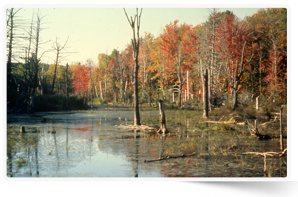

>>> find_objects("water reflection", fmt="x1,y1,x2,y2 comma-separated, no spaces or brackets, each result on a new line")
133,130,140,177
7,108,287,178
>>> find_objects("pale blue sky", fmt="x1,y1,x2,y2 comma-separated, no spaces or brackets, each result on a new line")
12,7,262,65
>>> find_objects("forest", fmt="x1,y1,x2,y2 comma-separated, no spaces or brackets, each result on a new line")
6,8,288,178
7,8,287,115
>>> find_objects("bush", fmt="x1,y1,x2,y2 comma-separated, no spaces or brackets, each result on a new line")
99,98,108,105
236,102,257,119
34,94,87,111
211,102,233,116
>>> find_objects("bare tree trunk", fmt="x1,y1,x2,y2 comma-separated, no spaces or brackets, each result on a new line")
157,100,168,133
133,60,141,125
249,62,254,101
208,67,213,111
7,9,14,88
256,96,259,111
280,107,283,151
89,65,93,111
172,91,175,103
187,70,189,101
52,37,69,93
124,80,127,103
94,85,99,98
99,81,103,100
105,49,108,95
65,63,69,110
203,69,208,118
40,64,44,95
259,42,262,100
124,8,142,126
233,61,239,109
162,61,165,100
121,67,125,104
149,74,152,107
233,42,247,110
199,59,205,107
32,13,42,96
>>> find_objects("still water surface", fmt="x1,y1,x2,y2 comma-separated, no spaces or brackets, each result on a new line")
7,106,287,177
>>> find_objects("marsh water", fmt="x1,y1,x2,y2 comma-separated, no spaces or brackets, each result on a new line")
7,106,287,178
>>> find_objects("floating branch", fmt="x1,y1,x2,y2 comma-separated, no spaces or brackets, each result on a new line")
144,152,196,162
206,117,246,125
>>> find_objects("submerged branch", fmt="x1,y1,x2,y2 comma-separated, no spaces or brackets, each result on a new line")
144,152,196,162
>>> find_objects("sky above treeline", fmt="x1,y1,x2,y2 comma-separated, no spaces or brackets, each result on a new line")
11,7,263,66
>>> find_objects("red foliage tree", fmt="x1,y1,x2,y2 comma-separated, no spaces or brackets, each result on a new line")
72,64,90,95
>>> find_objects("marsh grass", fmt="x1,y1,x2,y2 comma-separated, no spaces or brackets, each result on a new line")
16,157,26,167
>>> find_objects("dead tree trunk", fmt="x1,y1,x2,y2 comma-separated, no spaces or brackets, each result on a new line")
39,64,45,95
280,106,283,151
202,69,208,118
157,100,168,133
94,85,99,98
105,49,108,95
124,8,143,126
256,96,259,111
89,65,93,111
65,63,69,110
20,126,25,133
233,61,239,109
233,42,247,110
52,37,69,94
99,81,103,100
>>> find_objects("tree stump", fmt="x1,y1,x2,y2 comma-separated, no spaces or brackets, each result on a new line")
157,100,168,133
20,126,25,133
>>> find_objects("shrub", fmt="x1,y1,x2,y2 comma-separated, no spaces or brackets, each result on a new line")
99,98,108,105
34,94,87,111
235,102,257,119
211,102,233,116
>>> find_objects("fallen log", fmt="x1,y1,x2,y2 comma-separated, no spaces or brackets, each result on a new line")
260,116,278,126
205,118,246,125
144,152,196,163
242,148,287,157
242,148,287,172
116,124,155,131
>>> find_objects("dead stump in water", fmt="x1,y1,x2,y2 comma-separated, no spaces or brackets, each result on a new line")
157,100,169,133
20,126,25,133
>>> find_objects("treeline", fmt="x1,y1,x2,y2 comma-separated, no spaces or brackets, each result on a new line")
7,8,287,112
95,8,287,108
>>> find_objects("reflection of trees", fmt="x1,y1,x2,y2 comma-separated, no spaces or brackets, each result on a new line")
7,152,13,177
159,133,167,159
7,132,40,177
133,130,140,177
34,135,39,176
9,121,99,177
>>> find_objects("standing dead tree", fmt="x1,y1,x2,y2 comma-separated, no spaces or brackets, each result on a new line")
157,100,169,133
232,42,246,110
202,69,208,118
51,36,69,93
6,8,22,89
65,63,69,110
123,8,143,126
87,59,94,111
